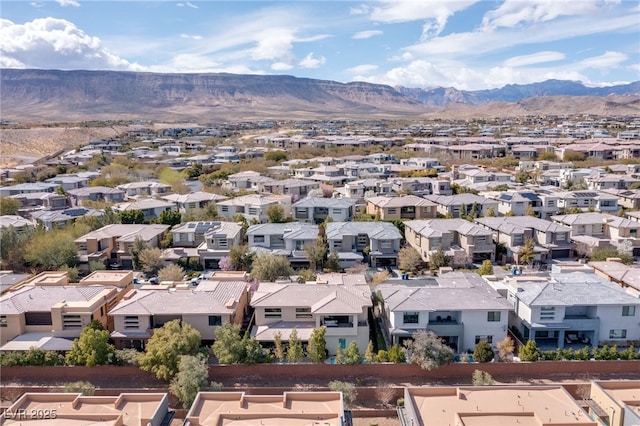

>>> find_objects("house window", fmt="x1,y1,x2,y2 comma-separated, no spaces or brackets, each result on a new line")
296,308,312,319
24,312,52,326
0,316,6,327
254,235,265,243
265,308,281,319
124,315,139,329
220,206,229,213
475,335,493,344
622,306,636,316
100,306,104,316
609,329,627,339
248,208,258,215
62,314,83,329
387,208,397,214
513,234,523,244
475,236,487,245
540,306,555,320
380,240,392,249
357,234,368,245
332,209,343,215
295,240,305,251
403,312,419,324
218,239,228,248
556,233,566,242
208,315,222,326
339,338,346,349
487,311,501,322
430,238,441,249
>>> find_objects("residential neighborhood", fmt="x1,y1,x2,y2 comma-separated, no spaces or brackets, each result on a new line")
2,116,640,425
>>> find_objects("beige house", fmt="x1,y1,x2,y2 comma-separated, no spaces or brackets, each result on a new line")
365,195,437,220
589,380,640,426
0,271,132,349
74,224,170,271
108,280,249,349
250,274,371,356
186,392,345,426
4,392,171,426
404,219,495,264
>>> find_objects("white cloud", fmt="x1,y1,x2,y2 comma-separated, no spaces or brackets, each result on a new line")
579,51,628,69
177,1,198,8
368,0,478,38
56,0,79,7
481,0,617,31
0,18,141,71
352,30,383,40
271,62,294,71
503,51,565,67
180,34,203,40
299,52,325,69
30,2,44,8
346,64,379,74
350,5,370,15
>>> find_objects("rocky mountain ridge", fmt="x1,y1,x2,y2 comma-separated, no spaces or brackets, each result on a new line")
1,69,638,121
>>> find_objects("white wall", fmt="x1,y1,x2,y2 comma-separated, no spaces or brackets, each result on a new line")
459,310,509,352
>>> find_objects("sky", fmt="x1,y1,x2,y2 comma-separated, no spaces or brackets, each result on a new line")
1,0,639,91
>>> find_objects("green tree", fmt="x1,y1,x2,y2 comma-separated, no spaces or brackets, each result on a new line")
0,197,20,216
130,237,148,270
364,341,375,363
518,340,540,362
472,370,494,386
266,204,288,223
265,150,288,162
184,162,204,179
212,323,247,364
119,209,145,224
563,151,586,162
344,341,362,364
398,246,423,275
158,210,181,226
273,331,286,362
305,237,328,271
477,259,493,275
328,381,357,409
325,250,341,272
158,263,185,282
473,340,495,363
0,226,28,271
590,246,634,264
428,247,452,271
518,238,536,266
240,332,264,364
250,252,293,281
66,324,114,367
138,319,202,380
138,248,164,276
286,328,304,364
297,268,317,283
24,230,77,269
229,244,253,271
388,344,406,363
307,327,327,363
404,330,454,371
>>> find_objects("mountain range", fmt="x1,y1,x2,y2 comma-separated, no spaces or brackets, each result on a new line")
1,69,639,122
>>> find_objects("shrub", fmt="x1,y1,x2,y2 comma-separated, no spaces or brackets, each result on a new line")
113,348,140,366
396,398,405,407
518,340,539,362
375,350,389,363
574,346,591,361
328,380,357,409
472,370,494,386
473,340,495,363
64,381,95,396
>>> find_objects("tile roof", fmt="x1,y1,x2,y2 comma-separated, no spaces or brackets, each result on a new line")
0,285,114,314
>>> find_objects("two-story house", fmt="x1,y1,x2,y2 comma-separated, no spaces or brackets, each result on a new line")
365,195,437,220
67,186,126,207
292,197,357,224
44,175,89,192
482,190,560,219
552,190,619,213
109,280,248,349
0,215,34,235
377,272,512,352
216,194,291,223
326,221,403,267
74,224,170,271
404,219,495,265
259,179,320,198
113,198,177,221
116,181,172,199
551,212,640,257
0,270,133,349
161,192,228,215
508,270,640,348
9,192,68,214
424,194,498,218
196,222,244,270
250,274,371,356
247,222,319,268
475,216,572,263
30,207,103,231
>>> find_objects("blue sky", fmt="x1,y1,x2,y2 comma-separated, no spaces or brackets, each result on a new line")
1,0,639,90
